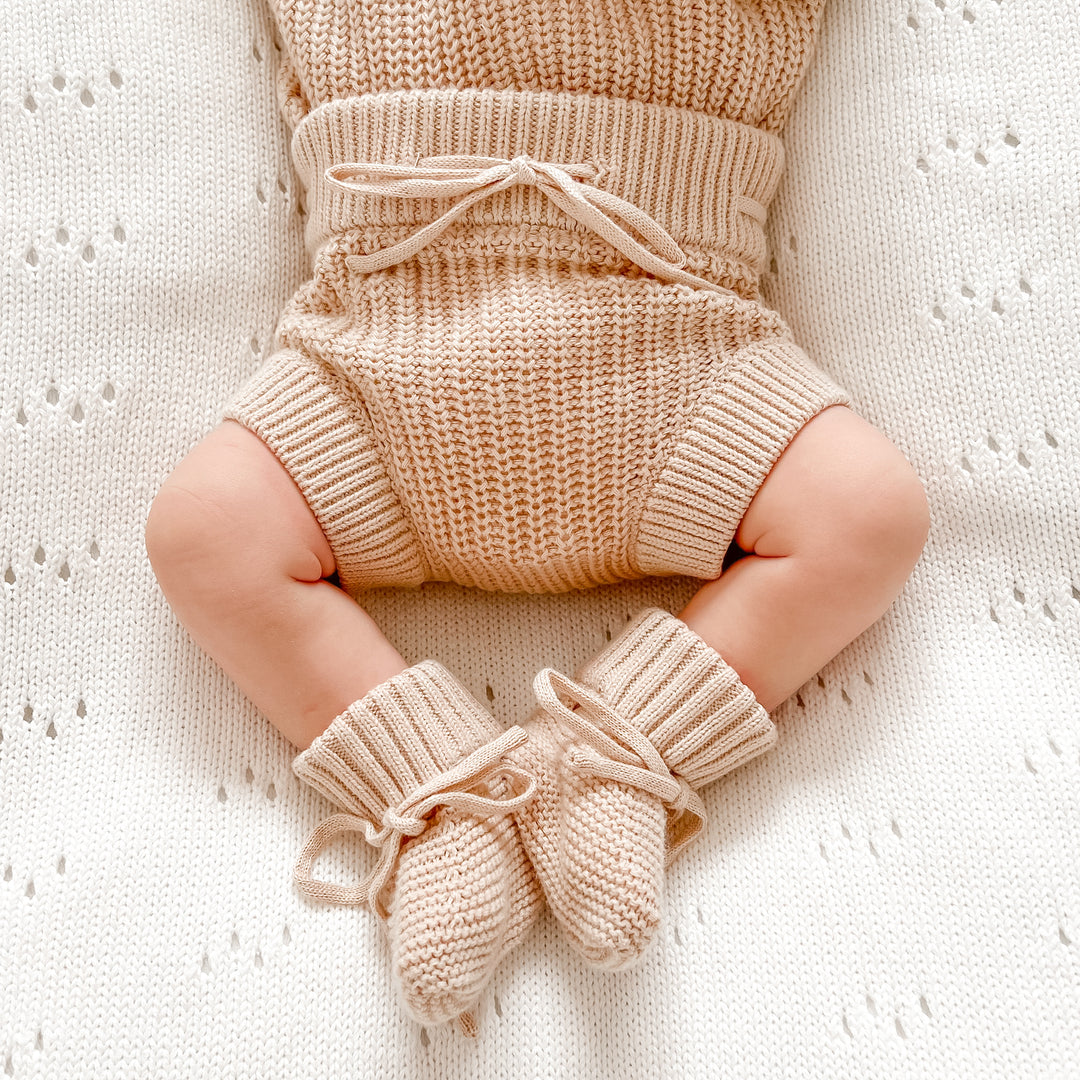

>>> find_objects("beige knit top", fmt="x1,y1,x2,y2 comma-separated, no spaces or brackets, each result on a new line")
273,1,825,135
268,0,828,305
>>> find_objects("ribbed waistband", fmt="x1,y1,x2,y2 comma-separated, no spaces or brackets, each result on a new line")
291,88,784,289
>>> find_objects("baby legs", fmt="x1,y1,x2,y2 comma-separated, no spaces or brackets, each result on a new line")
144,420,543,1029
144,419,410,751
511,404,930,967
678,404,931,714
145,401,929,1014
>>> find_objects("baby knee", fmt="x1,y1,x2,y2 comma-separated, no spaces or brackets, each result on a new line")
144,478,247,589
840,450,930,567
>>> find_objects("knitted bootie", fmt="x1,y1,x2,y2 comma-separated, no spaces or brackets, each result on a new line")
291,660,543,1031
511,607,776,970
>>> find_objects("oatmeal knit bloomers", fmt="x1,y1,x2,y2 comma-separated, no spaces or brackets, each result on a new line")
223,0,852,596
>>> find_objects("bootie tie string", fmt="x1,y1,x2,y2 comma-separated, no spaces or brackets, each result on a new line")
532,667,706,862
294,725,537,919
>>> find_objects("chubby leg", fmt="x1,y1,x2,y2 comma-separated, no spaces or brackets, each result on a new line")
510,404,929,970
678,404,930,712
144,418,408,749
145,419,544,1028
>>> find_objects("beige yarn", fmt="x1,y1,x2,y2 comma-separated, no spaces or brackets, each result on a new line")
291,660,543,1027
222,0,851,597
511,607,776,969
269,1,828,135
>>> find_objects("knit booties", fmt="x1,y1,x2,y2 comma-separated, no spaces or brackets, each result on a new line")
291,660,543,1031
511,607,777,970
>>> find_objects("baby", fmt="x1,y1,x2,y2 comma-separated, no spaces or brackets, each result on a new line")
145,0,929,1034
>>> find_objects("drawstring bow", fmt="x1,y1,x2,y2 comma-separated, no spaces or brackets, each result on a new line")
326,152,745,296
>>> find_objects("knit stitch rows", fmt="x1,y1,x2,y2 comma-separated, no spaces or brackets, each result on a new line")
223,2,850,596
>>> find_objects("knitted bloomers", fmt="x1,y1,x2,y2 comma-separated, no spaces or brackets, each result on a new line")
511,607,776,969
221,1,850,592
291,660,542,1029
219,1,852,597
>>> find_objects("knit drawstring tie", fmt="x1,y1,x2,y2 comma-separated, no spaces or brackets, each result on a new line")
326,153,748,297
532,667,706,864
294,725,537,921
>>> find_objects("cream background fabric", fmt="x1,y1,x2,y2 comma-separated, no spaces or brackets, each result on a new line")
2,1,1078,1076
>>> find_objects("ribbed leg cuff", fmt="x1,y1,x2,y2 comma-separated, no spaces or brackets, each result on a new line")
222,349,428,594
634,338,851,580
576,607,777,790
292,660,503,824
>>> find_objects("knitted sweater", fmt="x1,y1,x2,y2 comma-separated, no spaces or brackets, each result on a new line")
272,2,824,136
270,0,826,299
223,0,850,595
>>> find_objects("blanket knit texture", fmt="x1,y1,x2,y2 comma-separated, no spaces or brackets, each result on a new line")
5,0,1080,1074
222,0,851,596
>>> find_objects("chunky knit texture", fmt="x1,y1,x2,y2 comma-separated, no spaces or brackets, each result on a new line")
512,608,775,968
10,0,1080,1071
291,661,543,1027
222,0,851,596
270,0,826,133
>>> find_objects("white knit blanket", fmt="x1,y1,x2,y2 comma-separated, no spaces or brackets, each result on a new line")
3,2,1078,1076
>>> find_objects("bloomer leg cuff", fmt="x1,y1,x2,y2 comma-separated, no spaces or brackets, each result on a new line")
511,607,775,970
221,348,429,593
634,337,851,579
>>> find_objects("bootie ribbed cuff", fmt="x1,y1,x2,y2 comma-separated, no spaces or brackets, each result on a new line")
292,659,504,825
577,607,776,790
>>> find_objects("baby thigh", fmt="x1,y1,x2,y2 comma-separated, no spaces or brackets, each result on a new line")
733,404,929,570
146,419,336,590
679,404,930,712
144,420,408,748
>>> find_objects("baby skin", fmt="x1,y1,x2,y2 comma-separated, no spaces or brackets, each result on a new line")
145,401,928,1019
147,405,927,744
